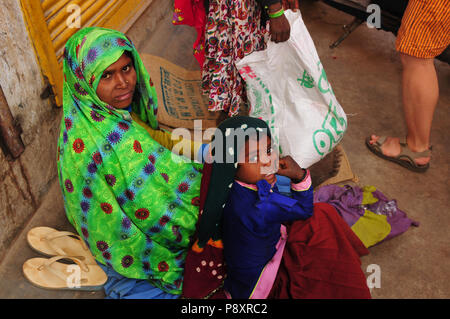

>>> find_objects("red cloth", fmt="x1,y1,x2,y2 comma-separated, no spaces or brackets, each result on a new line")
269,202,371,299
173,0,207,67
182,162,227,299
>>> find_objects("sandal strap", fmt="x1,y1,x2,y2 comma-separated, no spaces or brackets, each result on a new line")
400,145,432,159
42,256,89,272
37,256,89,286
376,136,432,157
43,230,90,256
375,136,387,146
399,137,432,156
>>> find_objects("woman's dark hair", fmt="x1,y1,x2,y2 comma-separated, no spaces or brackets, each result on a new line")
124,50,134,65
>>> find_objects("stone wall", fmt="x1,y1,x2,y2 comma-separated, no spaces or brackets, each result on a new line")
0,0,60,262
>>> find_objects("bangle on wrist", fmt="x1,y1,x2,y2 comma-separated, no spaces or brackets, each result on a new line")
268,8,285,19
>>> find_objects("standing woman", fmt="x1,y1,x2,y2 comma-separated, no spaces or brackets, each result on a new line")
173,0,299,116
57,27,202,296
203,0,298,116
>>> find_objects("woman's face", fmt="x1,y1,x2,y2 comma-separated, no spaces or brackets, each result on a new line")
235,135,279,185
96,52,137,109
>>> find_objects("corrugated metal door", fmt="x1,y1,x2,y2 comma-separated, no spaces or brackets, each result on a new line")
20,0,153,106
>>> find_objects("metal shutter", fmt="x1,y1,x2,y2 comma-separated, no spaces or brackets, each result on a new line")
21,0,153,106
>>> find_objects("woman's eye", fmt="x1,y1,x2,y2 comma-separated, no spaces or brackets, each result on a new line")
267,147,273,155
123,64,131,72
101,73,111,79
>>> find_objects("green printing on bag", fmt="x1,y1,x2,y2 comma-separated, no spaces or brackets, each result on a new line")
245,62,346,159
312,62,347,156
297,70,315,89
248,76,280,153
313,99,347,156
317,62,335,96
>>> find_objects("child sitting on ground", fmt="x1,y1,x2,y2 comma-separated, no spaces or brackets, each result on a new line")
182,116,371,299
218,117,314,298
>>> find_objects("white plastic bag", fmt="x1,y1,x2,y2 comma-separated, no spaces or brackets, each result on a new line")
237,10,347,168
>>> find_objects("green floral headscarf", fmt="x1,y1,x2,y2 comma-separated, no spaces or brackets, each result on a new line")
57,27,202,294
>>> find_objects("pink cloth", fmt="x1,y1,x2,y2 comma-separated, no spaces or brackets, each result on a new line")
291,170,312,192
250,225,287,299
235,179,276,191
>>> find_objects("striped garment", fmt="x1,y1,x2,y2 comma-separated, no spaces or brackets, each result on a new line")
396,0,450,58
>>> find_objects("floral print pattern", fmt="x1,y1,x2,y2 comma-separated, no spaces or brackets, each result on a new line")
202,0,269,116
57,27,203,295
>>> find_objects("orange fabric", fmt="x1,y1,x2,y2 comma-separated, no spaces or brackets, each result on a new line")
191,238,224,253
191,240,204,253
207,238,224,249
396,0,450,58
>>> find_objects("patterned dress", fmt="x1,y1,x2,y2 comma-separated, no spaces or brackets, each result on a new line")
57,27,202,295
202,0,270,116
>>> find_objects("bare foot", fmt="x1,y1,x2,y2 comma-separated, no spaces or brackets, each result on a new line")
369,135,431,166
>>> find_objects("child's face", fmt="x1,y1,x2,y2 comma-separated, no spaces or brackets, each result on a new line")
235,135,279,185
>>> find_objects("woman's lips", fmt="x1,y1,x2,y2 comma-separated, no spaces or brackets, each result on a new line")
115,91,133,101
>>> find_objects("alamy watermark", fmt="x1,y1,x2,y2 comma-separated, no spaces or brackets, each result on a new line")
65,4,382,30
66,264,82,288
64,259,381,292
366,4,381,29
366,264,381,289
67,4,81,29
170,121,279,175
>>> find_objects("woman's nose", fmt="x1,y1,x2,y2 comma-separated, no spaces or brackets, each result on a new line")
116,74,128,88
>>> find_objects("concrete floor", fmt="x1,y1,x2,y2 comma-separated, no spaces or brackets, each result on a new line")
0,0,448,299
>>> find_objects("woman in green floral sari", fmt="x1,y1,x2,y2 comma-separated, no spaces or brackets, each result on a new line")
57,27,202,295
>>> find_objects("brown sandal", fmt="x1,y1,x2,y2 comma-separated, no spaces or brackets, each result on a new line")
27,227,97,265
23,256,107,291
365,136,431,173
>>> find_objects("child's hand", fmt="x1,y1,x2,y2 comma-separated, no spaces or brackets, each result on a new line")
277,156,306,181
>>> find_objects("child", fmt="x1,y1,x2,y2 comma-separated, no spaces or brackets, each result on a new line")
222,125,314,299
182,116,371,299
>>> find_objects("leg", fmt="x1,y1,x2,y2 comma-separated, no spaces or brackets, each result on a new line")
400,53,438,163
367,0,449,169
370,53,437,166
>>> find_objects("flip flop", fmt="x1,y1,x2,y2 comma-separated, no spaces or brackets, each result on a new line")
23,256,107,291
27,227,97,265
365,136,431,173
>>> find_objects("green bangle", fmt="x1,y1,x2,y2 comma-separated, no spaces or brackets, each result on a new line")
268,8,285,19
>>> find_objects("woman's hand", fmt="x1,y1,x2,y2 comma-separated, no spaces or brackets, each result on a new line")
270,14,290,43
282,0,300,11
277,156,305,181
268,2,291,43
